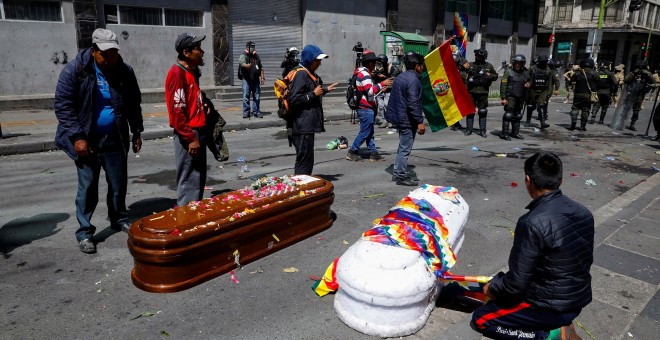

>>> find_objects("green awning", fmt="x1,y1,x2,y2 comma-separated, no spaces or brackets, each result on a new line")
380,31,429,43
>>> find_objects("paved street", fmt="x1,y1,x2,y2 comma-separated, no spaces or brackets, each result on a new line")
1,96,659,339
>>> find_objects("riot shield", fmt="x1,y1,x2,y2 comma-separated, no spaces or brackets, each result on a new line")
610,81,644,130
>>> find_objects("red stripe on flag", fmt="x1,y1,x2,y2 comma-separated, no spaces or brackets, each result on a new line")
438,41,475,116
474,301,531,329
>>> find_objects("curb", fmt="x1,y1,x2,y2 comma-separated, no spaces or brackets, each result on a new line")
0,113,355,156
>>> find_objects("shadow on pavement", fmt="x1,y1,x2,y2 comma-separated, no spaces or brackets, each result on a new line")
0,213,68,258
127,197,177,221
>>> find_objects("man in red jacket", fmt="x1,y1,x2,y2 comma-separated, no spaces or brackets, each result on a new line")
166,33,207,206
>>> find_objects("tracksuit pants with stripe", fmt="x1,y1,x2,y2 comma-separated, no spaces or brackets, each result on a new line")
470,301,580,339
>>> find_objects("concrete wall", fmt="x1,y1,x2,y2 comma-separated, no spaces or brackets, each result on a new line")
0,2,78,96
302,0,386,83
103,0,214,90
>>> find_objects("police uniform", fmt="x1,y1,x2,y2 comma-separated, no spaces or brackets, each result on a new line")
612,64,625,108
525,57,557,129
569,59,598,131
563,66,578,103
590,63,617,124
623,63,655,130
500,56,530,140
465,49,498,137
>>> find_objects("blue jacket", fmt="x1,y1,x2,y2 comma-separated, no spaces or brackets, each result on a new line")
54,48,143,160
385,70,423,129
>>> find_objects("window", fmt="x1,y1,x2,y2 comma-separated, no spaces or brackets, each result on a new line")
2,0,62,22
488,0,514,21
446,0,480,16
165,9,202,27
519,0,535,24
557,0,574,23
104,5,203,27
119,5,162,26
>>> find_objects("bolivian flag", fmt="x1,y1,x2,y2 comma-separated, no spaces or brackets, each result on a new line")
421,40,476,132
312,257,340,297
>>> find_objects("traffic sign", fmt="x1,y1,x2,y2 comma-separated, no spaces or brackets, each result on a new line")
557,42,572,54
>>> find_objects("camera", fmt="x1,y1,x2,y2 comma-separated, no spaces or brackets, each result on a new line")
353,42,364,68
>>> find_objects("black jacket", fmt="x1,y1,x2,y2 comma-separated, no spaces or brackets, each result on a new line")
54,48,143,160
288,67,325,134
571,68,598,94
489,190,594,313
385,70,423,129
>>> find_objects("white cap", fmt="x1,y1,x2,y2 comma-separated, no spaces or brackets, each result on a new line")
289,47,298,52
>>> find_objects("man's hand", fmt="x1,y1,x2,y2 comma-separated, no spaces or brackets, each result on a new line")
483,282,495,299
74,139,90,158
381,79,394,87
524,82,532,88
313,85,324,96
132,135,142,153
188,140,201,157
260,77,265,85
327,82,339,92
501,99,508,106
417,123,426,135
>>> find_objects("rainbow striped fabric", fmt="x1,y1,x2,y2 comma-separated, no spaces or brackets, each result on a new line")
421,40,476,132
453,12,468,57
362,188,458,276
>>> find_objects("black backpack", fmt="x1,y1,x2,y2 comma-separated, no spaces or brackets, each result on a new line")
346,73,363,110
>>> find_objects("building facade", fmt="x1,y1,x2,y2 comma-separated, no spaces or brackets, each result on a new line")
537,0,660,70
0,0,539,98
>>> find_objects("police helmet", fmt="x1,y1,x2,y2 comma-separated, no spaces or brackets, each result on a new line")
512,54,526,65
536,55,548,63
377,54,388,65
547,59,555,68
474,48,488,59
579,58,595,69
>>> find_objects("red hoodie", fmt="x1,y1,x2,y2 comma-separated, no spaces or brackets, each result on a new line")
165,64,205,143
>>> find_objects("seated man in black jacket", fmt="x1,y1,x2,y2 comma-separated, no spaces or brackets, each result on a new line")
471,151,594,339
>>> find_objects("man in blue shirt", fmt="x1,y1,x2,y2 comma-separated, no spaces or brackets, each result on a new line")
55,28,143,254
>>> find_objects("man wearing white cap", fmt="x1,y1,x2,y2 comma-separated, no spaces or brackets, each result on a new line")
55,28,143,254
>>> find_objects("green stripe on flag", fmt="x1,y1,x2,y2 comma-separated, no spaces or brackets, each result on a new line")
421,70,449,132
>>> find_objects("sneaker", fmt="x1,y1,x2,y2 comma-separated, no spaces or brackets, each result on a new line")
511,134,524,139
111,222,131,233
79,239,96,254
242,114,250,119
396,178,419,186
254,113,263,119
369,152,384,162
345,151,360,161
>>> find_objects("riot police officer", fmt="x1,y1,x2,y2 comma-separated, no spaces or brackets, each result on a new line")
525,55,558,129
590,61,617,125
465,48,498,137
280,47,300,78
569,58,598,131
623,60,656,131
500,54,531,140
547,59,561,120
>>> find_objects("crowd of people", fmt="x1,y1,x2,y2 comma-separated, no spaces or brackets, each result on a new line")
50,28,607,340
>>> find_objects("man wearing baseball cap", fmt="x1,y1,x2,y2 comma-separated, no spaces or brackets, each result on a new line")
166,32,209,206
54,28,143,253
346,50,393,162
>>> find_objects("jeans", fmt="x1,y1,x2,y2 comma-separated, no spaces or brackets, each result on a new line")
293,133,315,175
174,129,207,206
349,108,377,154
74,134,128,241
242,79,261,116
393,128,416,180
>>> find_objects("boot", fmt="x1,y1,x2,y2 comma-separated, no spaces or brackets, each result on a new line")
511,121,524,139
477,116,488,138
463,115,474,135
580,121,587,131
599,110,607,124
538,107,550,129
501,121,511,140
524,109,532,127
569,122,576,131
627,122,637,131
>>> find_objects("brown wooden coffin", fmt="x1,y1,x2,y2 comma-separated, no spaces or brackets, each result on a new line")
128,175,334,293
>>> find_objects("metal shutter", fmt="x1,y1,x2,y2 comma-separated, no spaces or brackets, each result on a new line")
229,0,302,85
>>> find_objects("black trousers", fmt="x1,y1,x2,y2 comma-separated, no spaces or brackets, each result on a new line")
471,300,579,339
293,133,315,175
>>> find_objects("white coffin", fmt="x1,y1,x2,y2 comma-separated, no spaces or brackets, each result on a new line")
334,187,468,338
